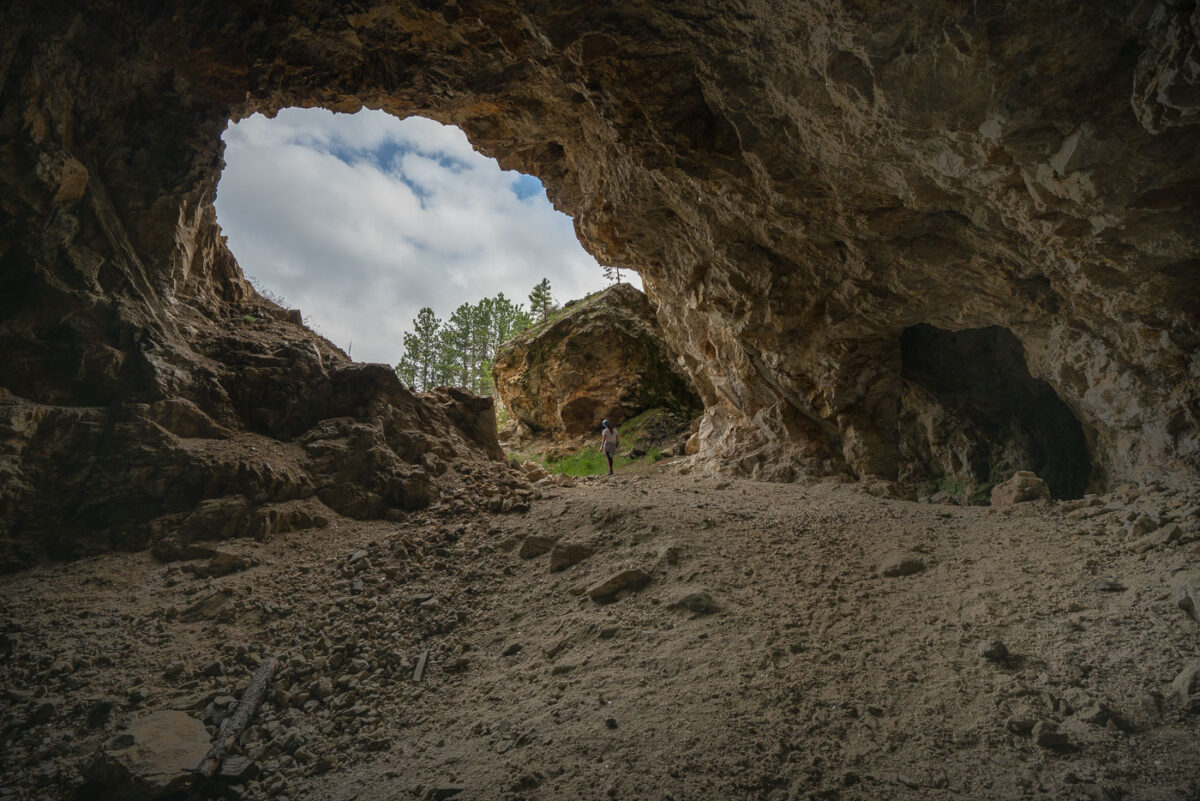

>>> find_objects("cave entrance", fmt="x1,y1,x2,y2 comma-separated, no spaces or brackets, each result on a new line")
898,324,1091,501
213,107,615,368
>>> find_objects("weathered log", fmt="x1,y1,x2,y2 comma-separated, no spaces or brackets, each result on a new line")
195,656,279,781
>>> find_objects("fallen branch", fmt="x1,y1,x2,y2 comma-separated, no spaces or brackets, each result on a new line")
195,656,279,781
413,649,429,682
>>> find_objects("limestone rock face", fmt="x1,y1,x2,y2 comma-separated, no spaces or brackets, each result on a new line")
2,0,1199,558
493,284,701,438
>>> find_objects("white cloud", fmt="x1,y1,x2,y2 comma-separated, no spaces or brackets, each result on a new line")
214,107,638,365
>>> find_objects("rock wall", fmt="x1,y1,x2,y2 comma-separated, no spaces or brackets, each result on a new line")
2,0,1198,559
493,283,701,440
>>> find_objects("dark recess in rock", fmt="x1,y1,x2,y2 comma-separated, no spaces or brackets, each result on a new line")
899,324,1092,500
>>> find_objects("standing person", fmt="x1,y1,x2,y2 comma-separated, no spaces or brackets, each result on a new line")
600,419,619,475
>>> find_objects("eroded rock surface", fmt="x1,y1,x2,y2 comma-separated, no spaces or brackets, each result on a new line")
493,283,701,439
2,0,1198,564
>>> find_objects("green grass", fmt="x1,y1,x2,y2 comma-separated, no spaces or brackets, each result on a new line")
504,405,688,477
546,447,634,477
937,476,965,498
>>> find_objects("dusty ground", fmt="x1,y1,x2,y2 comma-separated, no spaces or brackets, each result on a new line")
2,466,1199,801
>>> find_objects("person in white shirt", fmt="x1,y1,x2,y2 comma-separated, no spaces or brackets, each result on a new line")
600,419,619,475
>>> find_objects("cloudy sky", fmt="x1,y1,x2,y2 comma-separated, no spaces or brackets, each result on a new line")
214,108,638,365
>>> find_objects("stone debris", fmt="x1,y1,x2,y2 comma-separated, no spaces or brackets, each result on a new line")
1129,523,1182,553
1,476,1198,800
586,569,651,602
991,471,1051,509
1169,660,1200,713
180,589,235,622
548,542,594,572
1173,571,1200,623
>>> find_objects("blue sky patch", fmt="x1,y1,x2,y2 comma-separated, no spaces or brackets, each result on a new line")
512,173,545,201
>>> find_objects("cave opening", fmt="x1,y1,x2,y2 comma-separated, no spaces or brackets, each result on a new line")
898,324,1092,501
213,107,623,367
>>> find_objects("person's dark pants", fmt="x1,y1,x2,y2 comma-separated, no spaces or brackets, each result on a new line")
605,451,614,474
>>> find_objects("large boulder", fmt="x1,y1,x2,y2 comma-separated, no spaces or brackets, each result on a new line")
493,284,701,438
82,711,210,800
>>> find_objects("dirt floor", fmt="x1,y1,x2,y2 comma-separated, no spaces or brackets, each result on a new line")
2,465,1199,801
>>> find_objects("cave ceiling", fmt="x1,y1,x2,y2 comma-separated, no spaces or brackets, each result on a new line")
1,0,1198,560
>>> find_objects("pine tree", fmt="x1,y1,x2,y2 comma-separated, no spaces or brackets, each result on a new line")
490,293,531,351
396,292,536,396
602,265,623,284
395,307,443,391
529,278,553,323
439,304,474,389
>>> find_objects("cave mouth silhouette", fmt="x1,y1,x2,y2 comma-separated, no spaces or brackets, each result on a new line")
212,108,615,367
899,324,1092,500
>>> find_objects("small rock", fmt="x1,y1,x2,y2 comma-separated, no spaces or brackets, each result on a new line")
1076,701,1113,727
548,542,594,572
351,578,364,594
86,697,118,730
1172,571,1200,623
991,471,1051,509
430,787,464,800
518,535,557,559
217,755,260,782
1087,578,1126,592
179,589,233,622
27,699,60,726
673,590,717,615
201,659,223,677
979,640,1009,664
207,551,257,577
1127,513,1159,537
586,569,651,602
879,552,925,578
657,545,683,566
1032,720,1070,749
604,717,618,729
163,661,186,680
1169,659,1200,712
1119,692,1162,731
1005,717,1035,735
1129,523,1182,553
502,643,523,657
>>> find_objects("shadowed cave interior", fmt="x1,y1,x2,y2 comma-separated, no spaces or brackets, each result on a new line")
898,324,1093,501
